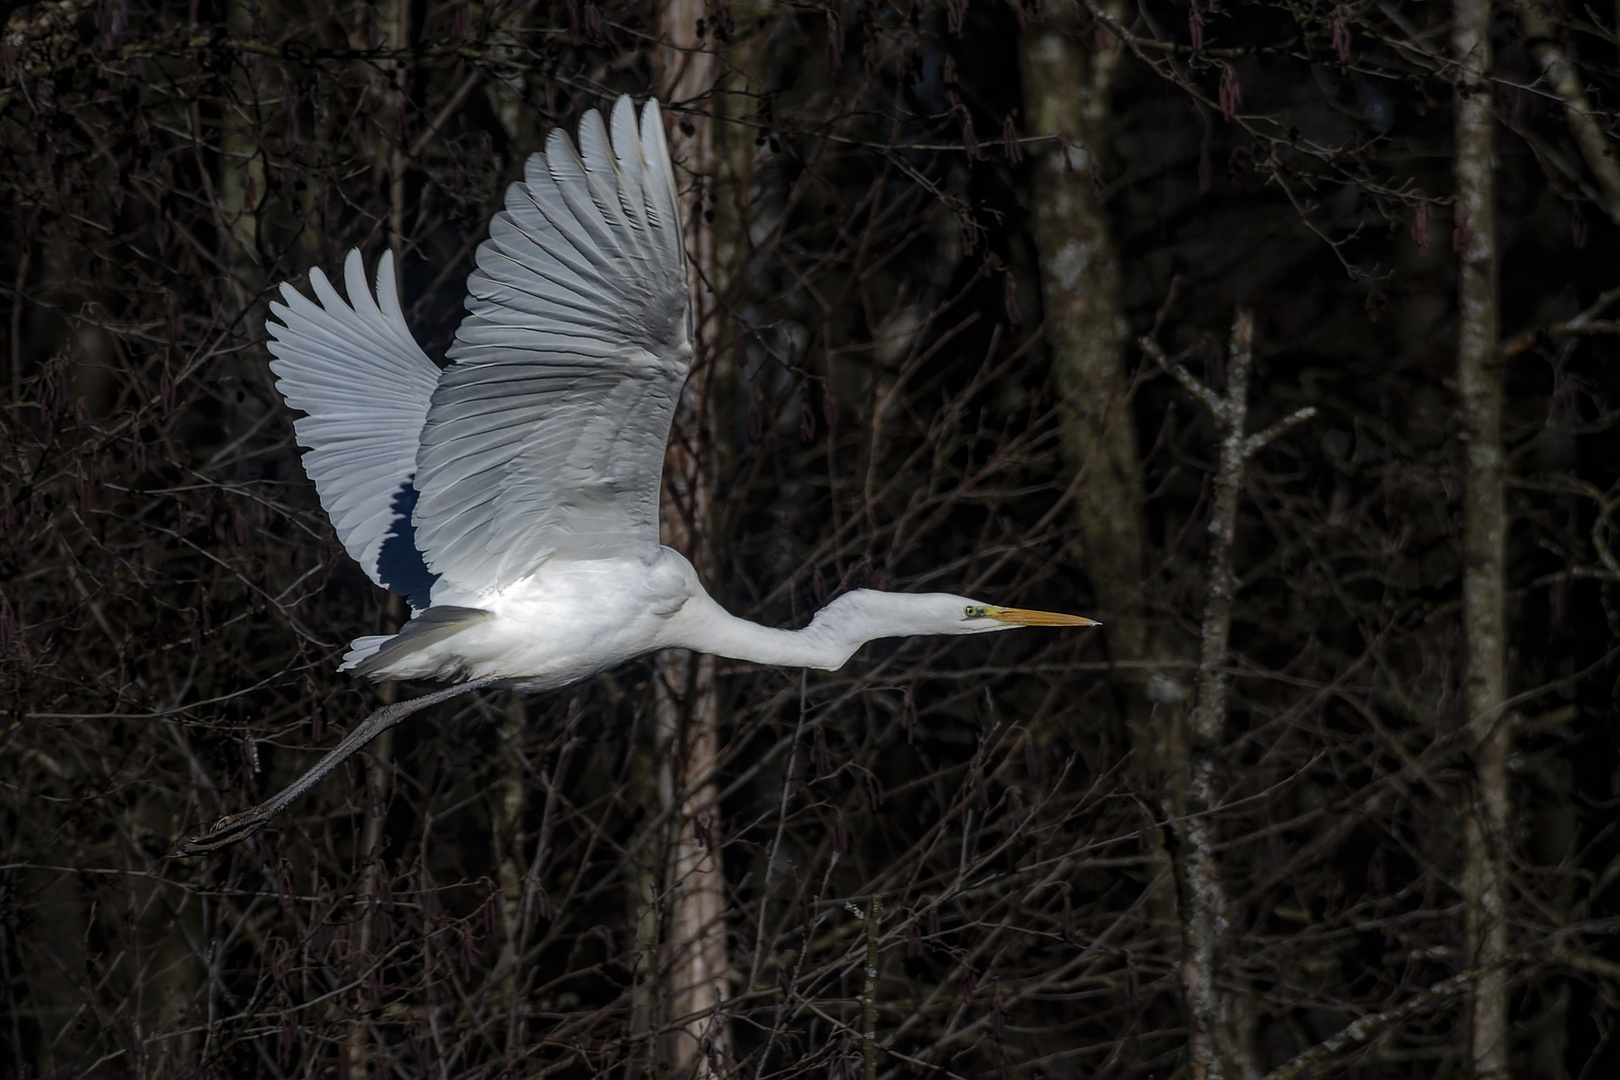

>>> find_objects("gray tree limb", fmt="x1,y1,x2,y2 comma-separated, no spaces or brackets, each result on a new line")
1453,2,1512,1077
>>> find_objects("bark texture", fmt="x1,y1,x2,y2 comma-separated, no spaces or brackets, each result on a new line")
1139,316,1314,1080
1514,0,1620,223
1021,9,1259,1077
1018,0,1180,877
656,9,730,1074
1453,1,1511,1076
1018,2,1144,669
1172,312,1261,1080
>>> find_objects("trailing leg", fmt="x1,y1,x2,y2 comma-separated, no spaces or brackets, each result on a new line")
168,676,503,857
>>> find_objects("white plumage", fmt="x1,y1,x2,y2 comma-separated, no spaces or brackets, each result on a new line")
171,95,1094,856
265,93,1093,689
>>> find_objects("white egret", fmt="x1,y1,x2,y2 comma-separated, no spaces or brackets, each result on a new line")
170,96,1096,857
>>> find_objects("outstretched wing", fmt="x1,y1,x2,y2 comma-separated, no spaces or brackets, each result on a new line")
266,251,441,609
410,95,692,599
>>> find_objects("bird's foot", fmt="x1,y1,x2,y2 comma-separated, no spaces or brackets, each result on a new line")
167,806,272,858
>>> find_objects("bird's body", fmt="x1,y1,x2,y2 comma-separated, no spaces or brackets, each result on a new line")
344,548,688,689
344,544,1069,690
169,94,1095,857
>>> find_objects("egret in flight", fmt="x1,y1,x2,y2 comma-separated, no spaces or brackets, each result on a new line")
170,96,1096,857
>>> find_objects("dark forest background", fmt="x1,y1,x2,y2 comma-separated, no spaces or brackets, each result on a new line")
2,0,1619,1078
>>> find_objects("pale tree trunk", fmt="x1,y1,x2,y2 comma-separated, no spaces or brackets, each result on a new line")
1018,0,1175,796
1020,0,1168,828
1020,9,1259,1078
1454,1,1511,1077
1019,2,1142,668
1513,0,1620,224
1138,319,1312,1080
655,9,732,1076
1163,316,1257,1080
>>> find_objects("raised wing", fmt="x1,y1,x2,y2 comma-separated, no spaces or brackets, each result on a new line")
411,95,692,599
266,251,441,609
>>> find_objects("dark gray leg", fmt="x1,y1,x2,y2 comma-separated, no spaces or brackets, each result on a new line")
168,677,503,858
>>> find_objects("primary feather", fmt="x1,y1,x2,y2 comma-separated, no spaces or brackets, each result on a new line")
265,250,441,608
415,96,692,598
268,96,689,659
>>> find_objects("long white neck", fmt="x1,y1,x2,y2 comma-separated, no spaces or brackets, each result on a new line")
665,589,958,671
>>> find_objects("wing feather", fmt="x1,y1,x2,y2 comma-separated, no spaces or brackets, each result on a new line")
266,250,441,608
411,96,691,599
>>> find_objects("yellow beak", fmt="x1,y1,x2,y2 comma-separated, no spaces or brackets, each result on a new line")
987,607,1100,627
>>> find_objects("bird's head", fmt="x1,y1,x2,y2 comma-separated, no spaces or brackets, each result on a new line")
951,598,1099,635
820,590,1098,639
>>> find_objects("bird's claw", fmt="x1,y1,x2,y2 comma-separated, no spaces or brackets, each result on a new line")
166,808,269,859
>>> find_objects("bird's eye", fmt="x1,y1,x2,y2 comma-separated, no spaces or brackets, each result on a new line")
964,605,989,619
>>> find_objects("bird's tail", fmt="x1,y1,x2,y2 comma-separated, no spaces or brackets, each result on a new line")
338,605,494,681
339,636,391,672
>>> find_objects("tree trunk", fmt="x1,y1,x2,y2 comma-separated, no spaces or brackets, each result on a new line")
1138,318,1313,1080
1513,0,1620,224
1453,1,1511,1077
655,10,731,1075
1020,8,1256,1077
1166,314,1263,1080
1018,2,1144,671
